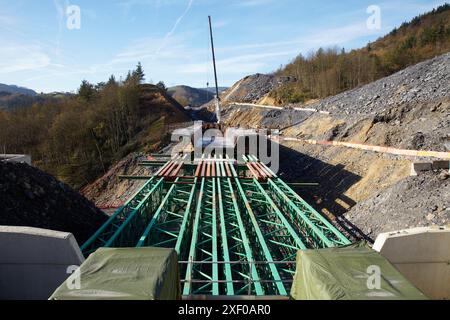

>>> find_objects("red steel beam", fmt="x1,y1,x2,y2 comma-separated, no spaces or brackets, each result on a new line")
206,162,211,177
224,162,232,178
158,161,175,177
195,161,203,177
201,160,207,177
170,162,184,177
246,163,260,180
162,161,177,177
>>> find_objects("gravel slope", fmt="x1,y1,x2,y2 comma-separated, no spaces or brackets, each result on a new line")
0,162,107,244
344,171,449,239
220,52,450,241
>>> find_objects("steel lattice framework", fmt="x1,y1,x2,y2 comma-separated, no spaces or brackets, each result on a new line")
81,153,351,297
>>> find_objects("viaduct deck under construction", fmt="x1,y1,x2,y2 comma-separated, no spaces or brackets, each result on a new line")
80,153,351,297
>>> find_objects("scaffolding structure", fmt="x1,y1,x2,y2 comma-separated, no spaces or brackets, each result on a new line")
81,154,351,297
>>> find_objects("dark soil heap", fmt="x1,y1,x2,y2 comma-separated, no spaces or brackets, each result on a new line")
0,161,108,245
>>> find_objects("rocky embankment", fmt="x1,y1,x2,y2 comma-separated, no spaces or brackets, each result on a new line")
221,52,450,240
294,53,450,117
201,73,293,111
344,171,449,238
223,53,450,152
0,161,107,244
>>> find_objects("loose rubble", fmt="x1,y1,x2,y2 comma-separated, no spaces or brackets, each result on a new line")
219,52,450,241
344,171,449,239
298,53,450,116
0,161,107,244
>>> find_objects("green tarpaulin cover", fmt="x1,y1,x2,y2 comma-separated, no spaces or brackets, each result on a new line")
291,243,428,300
50,247,181,300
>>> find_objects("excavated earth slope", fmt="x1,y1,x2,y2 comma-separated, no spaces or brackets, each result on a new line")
81,153,153,210
222,53,450,241
344,171,449,238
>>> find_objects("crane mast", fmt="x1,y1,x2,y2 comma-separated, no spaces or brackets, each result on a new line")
208,16,221,124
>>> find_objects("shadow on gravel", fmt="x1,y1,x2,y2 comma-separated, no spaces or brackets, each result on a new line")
275,143,374,243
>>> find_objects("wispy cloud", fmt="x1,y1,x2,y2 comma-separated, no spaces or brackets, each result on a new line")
116,0,180,14
0,45,50,73
112,35,190,64
213,19,229,29
2,0,438,92
234,0,274,7
156,0,194,54
0,14,16,26
217,22,386,56
182,51,298,75
117,0,153,14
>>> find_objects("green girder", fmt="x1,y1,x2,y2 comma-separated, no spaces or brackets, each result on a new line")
228,163,288,296
81,153,351,297
183,178,219,296
136,177,198,261
216,172,264,296
80,160,171,255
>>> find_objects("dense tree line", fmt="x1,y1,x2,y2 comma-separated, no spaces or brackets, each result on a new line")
0,63,168,188
271,4,450,104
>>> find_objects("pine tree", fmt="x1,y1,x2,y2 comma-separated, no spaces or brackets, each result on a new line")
156,81,167,92
107,75,117,86
78,80,95,102
133,62,145,84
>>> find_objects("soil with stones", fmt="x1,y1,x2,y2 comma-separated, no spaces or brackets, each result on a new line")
0,161,107,245
344,170,449,240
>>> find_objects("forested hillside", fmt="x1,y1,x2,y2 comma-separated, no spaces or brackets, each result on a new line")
0,64,190,189
271,3,450,104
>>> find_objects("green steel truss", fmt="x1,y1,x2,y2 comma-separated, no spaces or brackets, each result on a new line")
216,174,264,296
237,179,305,280
183,178,219,296
81,153,351,297
136,177,197,260
80,173,167,255
248,156,351,248
229,163,288,296
267,178,351,247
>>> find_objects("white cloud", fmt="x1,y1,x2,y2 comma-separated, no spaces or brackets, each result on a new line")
182,51,298,75
156,0,194,54
213,19,229,29
215,21,386,58
0,14,16,26
234,0,274,7
0,45,50,73
116,0,181,14
303,22,386,46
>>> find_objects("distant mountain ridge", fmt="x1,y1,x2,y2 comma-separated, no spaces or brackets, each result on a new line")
0,91,73,111
168,85,211,107
0,83,37,96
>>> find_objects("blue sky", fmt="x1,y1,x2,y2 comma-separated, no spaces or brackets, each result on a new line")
0,0,447,93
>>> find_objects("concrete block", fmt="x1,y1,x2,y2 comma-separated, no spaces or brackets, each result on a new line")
432,161,450,170
0,154,32,165
374,226,450,300
0,226,84,300
410,162,432,176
